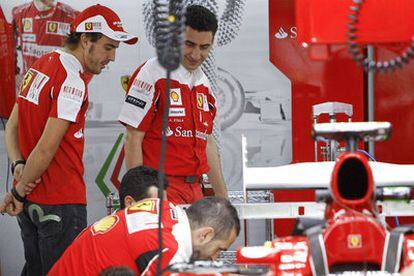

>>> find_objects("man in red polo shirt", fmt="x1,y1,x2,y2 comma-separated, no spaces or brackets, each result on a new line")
12,0,78,75
1,4,137,275
49,196,240,275
118,5,227,205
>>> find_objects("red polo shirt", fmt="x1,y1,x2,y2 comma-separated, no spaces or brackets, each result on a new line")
118,57,216,176
17,50,88,205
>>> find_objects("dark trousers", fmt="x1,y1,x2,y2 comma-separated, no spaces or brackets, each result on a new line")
17,201,87,276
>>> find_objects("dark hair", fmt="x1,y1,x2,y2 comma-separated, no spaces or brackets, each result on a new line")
185,5,218,36
186,196,240,240
119,166,168,209
99,266,135,276
64,32,103,50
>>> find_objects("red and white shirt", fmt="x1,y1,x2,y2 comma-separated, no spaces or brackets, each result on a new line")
118,57,217,176
17,49,88,205
49,199,193,275
12,2,78,74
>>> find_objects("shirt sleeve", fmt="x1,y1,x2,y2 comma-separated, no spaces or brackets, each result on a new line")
134,232,179,276
49,69,86,123
118,61,159,130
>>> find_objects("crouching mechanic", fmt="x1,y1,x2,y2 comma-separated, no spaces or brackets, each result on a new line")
119,165,167,210
49,196,240,275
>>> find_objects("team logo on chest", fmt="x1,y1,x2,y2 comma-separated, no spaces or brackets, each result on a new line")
46,21,70,35
196,93,209,111
170,88,182,105
47,22,57,33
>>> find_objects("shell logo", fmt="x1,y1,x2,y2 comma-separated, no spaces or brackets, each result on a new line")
91,215,119,236
23,19,32,32
170,91,180,102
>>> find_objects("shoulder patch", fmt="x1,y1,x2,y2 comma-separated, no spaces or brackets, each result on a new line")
90,215,119,236
125,95,146,109
19,68,50,105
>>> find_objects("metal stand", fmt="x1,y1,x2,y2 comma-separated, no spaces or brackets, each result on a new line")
312,102,353,161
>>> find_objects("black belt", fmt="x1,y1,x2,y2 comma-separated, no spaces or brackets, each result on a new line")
167,175,201,184
184,175,200,183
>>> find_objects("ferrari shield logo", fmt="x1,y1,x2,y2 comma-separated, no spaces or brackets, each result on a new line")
128,199,157,214
85,22,93,31
91,215,119,235
197,93,203,109
20,70,34,96
47,22,58,33
347,234,362,248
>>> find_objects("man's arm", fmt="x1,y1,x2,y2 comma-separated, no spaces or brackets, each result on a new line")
206,135,228,198
124,125,146,170
14,117,70,196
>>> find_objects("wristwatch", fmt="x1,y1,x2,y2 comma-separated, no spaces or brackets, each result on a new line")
11,160,26,175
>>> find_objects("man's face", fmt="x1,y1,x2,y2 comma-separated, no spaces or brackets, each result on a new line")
181,26,214,72
84,35,119,75
192,227,237,261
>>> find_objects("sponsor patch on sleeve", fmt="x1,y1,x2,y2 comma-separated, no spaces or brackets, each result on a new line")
129,78,153,97
60,85,84,103
90,215,119,236
19,68,49,105
126,95,147,109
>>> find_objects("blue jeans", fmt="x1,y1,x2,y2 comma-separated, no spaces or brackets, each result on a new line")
17,201,87,276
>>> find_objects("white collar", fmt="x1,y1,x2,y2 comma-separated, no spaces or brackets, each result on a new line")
55,49,84,73
171,204,193,262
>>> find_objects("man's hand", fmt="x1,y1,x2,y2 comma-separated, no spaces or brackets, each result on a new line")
0,192,23,216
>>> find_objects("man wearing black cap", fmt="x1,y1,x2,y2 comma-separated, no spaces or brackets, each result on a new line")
0,4,137,275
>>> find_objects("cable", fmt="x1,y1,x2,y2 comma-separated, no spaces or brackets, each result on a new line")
153,0,185,275
357,149,376,161
347,0,414,72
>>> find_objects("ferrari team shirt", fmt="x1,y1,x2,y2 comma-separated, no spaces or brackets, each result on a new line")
48,199,193,275
17,49,88,205
12,1,78,73
118,57,217,176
